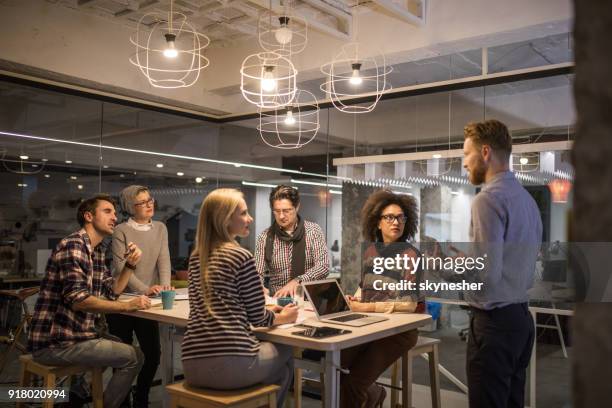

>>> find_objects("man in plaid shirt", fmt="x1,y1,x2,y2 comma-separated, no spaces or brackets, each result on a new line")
28,194,152,408
255,185,329,297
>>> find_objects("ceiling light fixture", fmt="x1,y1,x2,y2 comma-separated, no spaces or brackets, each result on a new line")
195,177,203,183
432,153,442,159
258,3,308,56
0,130,350,181
241,52,297,108
258,89,320,149
275,17,293,45
176,172,184,176
291,178,342,189
156,163,164,168
242,181,278,189
321,43,392,114
349,63,363,85
163,33,178,58
19,155,29,160
261,66,277,92
284,107,296,126
513,152,539,172
129,0,210,88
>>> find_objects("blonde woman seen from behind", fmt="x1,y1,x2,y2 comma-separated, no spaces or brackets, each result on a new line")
181,189,297,407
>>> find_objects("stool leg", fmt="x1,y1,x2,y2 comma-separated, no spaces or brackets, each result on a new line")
428,345,441,408
402,352,413,408
269,391,278,408
293,348,302,408
16,363,33,408
293,368,302,408
319,372,325,408
43,373,56,408
390,359,400,408
91,368,104,408
168,393,178,408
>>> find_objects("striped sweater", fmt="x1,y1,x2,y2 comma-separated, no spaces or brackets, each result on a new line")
181,245,274,361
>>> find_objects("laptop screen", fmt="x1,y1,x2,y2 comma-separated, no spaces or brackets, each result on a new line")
304,280,351,317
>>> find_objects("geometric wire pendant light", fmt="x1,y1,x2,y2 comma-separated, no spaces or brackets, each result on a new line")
258,89,319,149
1,148,45,175
129,0,210,89
241,51,297,109
258,0,308,56
320,42,392,114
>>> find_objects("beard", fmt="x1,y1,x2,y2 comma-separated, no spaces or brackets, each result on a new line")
469,157,487,185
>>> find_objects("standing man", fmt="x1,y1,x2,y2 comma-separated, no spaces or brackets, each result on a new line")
255,185,329,297
462,120,542,408
28,194,151,408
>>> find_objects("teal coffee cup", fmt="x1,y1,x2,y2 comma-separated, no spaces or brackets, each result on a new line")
161,290,176,310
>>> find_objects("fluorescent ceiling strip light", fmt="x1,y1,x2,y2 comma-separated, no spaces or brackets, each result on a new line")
0,131,349,181
329,189,342,195
242,181,278,188
291,178,342,189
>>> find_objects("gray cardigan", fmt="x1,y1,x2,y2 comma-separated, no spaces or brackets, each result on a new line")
111,221,171,294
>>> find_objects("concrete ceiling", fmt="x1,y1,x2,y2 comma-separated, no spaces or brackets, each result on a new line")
0,0,575,183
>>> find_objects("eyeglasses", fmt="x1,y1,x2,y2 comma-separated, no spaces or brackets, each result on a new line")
380,214,408,224
272,208,295,216
134,197,155,208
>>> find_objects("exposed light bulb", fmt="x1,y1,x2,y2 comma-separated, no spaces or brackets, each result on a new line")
163,33,178,58
284,109,296,125
261,66,277,92
195,177,203,183
520,157,529,165
275,16,293,45
349,63,363,85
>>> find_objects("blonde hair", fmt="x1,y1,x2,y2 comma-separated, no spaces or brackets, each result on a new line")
192,188,244,311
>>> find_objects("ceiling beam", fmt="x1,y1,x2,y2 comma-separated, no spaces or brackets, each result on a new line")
371,0,426,26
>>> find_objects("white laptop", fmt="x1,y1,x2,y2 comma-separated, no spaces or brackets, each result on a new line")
301,279,388,327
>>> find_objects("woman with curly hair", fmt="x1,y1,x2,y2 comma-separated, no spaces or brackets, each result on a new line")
340,189,425,408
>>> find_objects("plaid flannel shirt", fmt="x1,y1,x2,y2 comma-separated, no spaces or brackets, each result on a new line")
255,220,330,294
28,229,118,352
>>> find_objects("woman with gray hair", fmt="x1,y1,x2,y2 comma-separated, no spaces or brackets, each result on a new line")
107,185,171,407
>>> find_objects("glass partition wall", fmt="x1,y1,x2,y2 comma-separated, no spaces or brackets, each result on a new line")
0,71,574,278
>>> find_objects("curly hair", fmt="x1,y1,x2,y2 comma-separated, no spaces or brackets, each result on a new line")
361,189,418,242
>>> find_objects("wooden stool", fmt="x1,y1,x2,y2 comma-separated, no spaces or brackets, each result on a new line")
166,381,280,408
17,354,104,408
390,336,441,408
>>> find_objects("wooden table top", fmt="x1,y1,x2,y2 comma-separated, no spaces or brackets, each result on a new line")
125,300,432,351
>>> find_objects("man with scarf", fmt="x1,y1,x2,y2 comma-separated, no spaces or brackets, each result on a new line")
255,185,330,297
